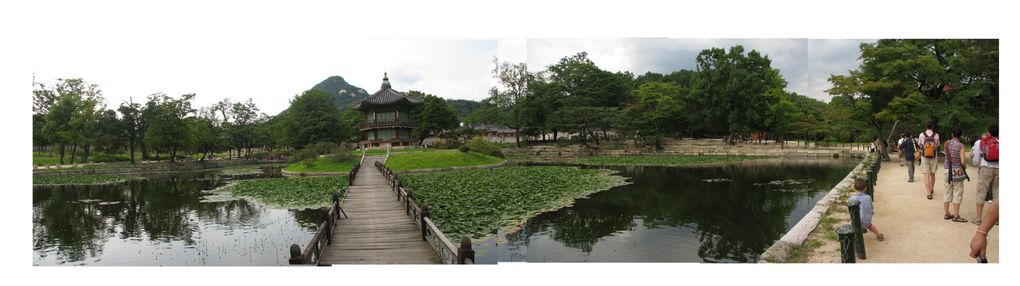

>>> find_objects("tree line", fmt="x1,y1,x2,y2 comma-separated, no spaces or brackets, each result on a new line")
468,40,998,149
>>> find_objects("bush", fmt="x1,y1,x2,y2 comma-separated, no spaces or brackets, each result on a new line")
328,148,354,163
434,139,462,150
465,136,504,158
458,146,470,153
290,142,344,163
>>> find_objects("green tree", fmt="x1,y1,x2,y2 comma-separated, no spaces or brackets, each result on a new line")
690,45,786,142
625,81,684,148
39,78,104,164
283,89,342,149
830,39,998,142
144,93,195,162
338,109,367,144
118,98,143,163
489,58,529,147
410,92,459,146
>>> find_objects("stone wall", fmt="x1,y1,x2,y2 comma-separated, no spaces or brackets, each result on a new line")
757,156,868,263
33,159,283,176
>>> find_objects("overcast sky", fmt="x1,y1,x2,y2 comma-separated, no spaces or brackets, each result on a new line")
27,35,870,114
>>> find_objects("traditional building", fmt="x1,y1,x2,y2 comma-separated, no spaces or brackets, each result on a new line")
353,73,423,149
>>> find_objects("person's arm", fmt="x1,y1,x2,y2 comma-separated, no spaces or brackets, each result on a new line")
970,200,998,258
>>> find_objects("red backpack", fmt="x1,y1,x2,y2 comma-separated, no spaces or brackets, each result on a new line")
981,137,999,162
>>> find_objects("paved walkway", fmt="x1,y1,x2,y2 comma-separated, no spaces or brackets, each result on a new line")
863,160,999,263
318,156,440,264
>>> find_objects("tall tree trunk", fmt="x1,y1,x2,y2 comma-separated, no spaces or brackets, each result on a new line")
59,144,66,165
128,139,136,164
515,127,521,147
70,144,77,164
82,145,90,163
141,142,149,160
170,146,177,163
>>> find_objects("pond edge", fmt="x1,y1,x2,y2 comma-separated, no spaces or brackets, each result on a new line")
757,155,868,263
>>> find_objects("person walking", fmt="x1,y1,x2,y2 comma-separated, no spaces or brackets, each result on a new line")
943,126,968,222
897,133,907,166
970,124,998,225
919,121,941,200
900,133,917,183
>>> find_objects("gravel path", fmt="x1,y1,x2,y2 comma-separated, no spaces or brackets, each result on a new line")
861,160,998,263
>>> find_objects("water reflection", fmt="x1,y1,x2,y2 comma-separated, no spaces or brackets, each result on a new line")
32,168,323,266
476,158,856,263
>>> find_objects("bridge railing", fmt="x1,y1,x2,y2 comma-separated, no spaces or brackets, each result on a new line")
375,161,475,264
288,160,361,265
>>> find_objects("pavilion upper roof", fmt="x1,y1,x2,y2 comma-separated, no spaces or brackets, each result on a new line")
353,73,423,110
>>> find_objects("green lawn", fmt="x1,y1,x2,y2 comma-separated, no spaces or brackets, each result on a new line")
399,166,629,241
284,157,358,173
385,150,503,171
571,155,766,167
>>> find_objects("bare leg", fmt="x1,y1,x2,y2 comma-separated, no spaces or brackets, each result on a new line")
868,224,882,237
976,203,985,222
953,203,962,218
944,202,951,216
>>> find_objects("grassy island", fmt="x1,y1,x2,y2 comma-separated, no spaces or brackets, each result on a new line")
385,150,503,171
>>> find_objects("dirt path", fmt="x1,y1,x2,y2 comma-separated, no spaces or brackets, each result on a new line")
861,160,998,263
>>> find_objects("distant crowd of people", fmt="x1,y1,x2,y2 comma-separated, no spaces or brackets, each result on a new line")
860,121,998,262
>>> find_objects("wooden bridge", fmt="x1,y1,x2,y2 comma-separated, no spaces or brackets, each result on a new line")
288,155,475,265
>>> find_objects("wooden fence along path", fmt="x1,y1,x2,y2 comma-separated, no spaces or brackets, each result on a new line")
289,155,475,265
316,155,440,264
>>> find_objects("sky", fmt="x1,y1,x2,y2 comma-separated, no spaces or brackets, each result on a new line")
26,36,870,115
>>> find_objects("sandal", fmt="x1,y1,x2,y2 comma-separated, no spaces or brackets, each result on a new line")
944,214,954,220
877,233,885,241
972,219,982,226
927,193,933,200
952,217,968,223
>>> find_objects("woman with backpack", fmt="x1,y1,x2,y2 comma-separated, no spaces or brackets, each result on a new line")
943,126,968,223
971,124,998,225
918,121,941,200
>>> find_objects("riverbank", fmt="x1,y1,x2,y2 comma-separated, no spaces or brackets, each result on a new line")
504,139,866,165
32,159,286,176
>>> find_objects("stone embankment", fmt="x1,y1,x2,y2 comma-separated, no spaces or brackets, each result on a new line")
504,139,867,163
33,159,285,176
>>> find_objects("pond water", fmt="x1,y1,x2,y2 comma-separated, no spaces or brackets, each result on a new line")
473,158,858,263
32,167,324,266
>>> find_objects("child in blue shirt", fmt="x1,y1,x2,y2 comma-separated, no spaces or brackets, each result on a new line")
849,178,885,241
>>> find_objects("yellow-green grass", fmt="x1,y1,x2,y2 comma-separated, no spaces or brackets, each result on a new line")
385,150,503,171
284,157,358,173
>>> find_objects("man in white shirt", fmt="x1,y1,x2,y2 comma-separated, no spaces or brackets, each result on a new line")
971,124,998,225
897,134,907,166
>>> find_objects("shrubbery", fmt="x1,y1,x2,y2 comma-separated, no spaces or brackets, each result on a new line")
465,136,504,158
289,142,351,165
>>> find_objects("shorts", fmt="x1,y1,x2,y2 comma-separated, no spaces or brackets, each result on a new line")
976,167,999,202
943,179,964,204
921,156,938,174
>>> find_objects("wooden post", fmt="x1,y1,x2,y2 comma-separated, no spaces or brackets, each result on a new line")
847,200,867,260
458,237,475,264
420,206,429,241
836,224,856,263
405,188,413,215
866,168,875,200
289,244,303,264
322,209,333,244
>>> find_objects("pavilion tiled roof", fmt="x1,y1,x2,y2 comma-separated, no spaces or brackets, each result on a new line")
353,73,423,110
